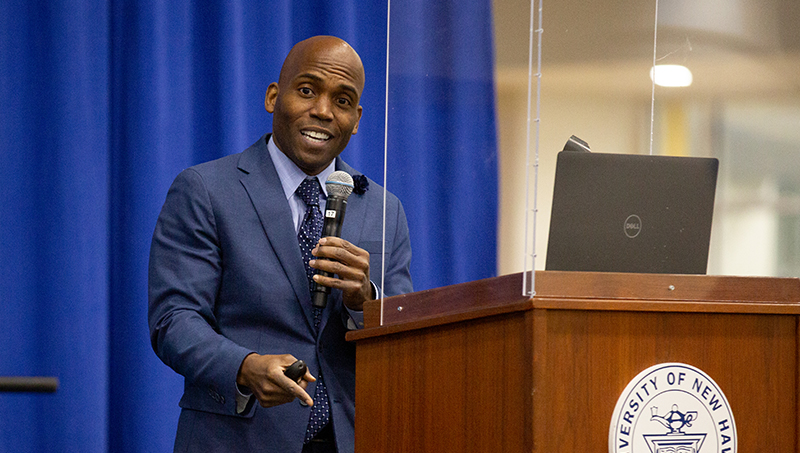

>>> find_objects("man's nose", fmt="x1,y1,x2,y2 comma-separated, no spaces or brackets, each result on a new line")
310,96,333,120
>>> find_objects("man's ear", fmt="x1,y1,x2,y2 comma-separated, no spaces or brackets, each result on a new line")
352,105,363,135
265,83,279,113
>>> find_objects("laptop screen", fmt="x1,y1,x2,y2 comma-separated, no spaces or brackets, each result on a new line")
545,151,719,274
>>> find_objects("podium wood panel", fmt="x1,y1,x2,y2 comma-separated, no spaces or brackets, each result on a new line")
349,272,800,452
533,309,797,451
355,311,533,452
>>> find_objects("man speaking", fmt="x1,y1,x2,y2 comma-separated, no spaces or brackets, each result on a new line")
148,35,413,453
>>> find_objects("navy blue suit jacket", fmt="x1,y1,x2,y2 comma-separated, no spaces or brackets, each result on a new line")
148,134,413,452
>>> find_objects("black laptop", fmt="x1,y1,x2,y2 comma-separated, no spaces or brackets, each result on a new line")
545,150,719,274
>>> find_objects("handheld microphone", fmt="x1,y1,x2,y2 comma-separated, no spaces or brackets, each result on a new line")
312,171,355,308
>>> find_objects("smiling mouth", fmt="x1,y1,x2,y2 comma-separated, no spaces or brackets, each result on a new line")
301,130,332,143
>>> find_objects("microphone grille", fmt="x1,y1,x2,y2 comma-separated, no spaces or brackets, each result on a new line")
326,171,355,199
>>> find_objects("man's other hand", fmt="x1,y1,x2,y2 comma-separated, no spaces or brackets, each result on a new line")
236,353,315,407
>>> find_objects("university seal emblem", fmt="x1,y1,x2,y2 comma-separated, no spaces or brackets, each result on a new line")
609,363,737,453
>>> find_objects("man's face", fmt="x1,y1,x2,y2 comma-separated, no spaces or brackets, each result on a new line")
266,38,364,176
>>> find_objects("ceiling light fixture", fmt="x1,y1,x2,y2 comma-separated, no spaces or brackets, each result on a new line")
650,65,693,87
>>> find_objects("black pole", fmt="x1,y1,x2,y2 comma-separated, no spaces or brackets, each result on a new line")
0,377,59,393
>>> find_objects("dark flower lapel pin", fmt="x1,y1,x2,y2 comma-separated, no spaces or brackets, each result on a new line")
352,174,369,195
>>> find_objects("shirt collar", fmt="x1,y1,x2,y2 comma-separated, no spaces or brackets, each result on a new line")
267,135,336,199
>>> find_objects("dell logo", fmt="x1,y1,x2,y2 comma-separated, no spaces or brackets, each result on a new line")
624,214,642,238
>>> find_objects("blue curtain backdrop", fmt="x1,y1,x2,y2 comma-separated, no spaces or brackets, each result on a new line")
0,1,498,451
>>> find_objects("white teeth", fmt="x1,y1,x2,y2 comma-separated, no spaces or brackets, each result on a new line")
302,130,331,141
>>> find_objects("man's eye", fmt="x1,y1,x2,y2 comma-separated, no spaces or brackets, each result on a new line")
299,87,313,96
337,98,351,106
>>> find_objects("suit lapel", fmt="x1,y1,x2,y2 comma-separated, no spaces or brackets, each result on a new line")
237,137,316,330
233,143,372,335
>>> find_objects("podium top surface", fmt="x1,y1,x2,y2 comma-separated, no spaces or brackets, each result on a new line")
348,271,800,341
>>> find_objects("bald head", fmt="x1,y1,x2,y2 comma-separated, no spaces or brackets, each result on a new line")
265,36,365,175
279,36,365,96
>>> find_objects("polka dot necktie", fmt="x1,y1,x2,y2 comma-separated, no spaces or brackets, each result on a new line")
296,177,324,292
295,177,331,443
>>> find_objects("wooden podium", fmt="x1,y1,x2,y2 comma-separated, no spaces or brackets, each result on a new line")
347,271,800,452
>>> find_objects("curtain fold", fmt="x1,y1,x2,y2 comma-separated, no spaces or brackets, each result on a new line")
0,1,498,451
1,1,111,451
